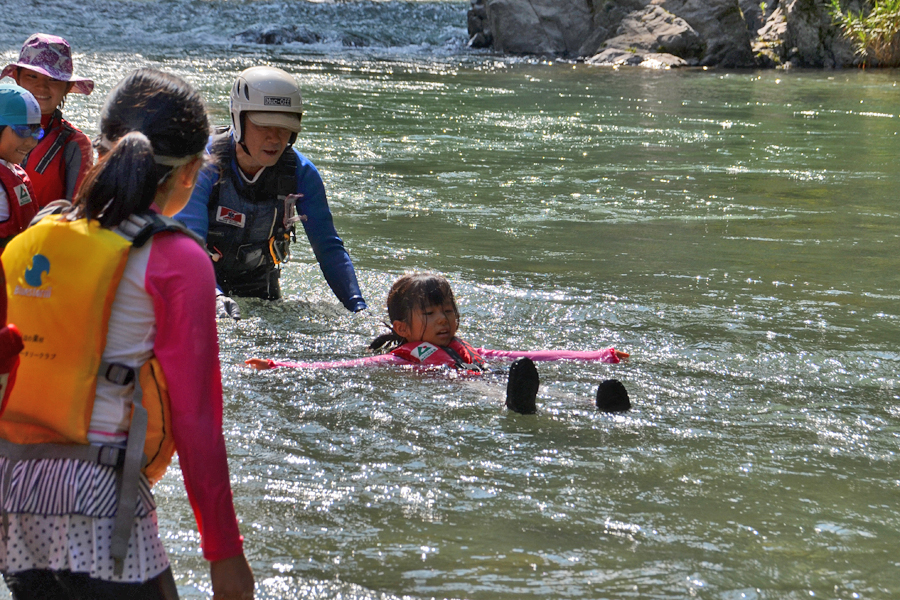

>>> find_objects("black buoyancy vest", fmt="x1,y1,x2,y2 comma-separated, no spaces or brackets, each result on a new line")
205,133,298,279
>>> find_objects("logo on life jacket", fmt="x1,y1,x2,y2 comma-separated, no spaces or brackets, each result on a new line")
15,255,52,298
412,343,439,361
14,184,32,207
216,206,246,228
23,255,50,287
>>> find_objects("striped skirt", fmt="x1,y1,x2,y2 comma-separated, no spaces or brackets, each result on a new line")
0,457,170,582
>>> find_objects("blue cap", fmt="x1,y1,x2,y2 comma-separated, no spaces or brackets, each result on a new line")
0,84,42,128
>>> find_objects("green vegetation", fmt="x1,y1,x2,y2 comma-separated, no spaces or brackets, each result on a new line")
831,0,900,66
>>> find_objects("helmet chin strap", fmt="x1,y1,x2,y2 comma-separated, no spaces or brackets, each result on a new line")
236,113,251,157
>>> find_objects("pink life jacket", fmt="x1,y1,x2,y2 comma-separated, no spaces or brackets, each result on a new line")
390,337,487,372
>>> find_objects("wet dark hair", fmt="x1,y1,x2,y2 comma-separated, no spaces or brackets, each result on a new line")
75,68,209,228
369,273,460,352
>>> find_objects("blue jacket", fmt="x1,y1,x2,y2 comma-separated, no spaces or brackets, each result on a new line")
175,132,366,311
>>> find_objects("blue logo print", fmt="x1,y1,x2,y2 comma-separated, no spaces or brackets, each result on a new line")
24,254,50,287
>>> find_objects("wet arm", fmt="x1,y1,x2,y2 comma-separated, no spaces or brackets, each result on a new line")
247,353,406,370
294,152,367,312
477,347,626,363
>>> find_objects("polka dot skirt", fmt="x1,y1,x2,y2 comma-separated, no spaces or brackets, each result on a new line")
0,458,170,583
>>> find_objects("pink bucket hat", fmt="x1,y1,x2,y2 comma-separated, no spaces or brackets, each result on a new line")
1,33,94,95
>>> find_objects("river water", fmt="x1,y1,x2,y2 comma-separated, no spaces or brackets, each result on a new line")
4,1,900,599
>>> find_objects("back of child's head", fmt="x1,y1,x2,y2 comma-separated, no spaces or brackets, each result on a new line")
0,83,41,137
369,272,459,351
76,68,209,228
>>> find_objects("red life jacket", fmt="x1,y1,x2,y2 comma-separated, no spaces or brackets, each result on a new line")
390,337,487,372
22,112,92,207
0,163,38,243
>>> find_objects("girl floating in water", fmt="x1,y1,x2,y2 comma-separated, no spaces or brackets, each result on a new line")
247,272,631,413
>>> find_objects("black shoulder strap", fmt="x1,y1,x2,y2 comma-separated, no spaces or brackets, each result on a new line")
32,112,75,174
208,131,236,211
441,344,486,373
29,204,203,250
276,146,298,196
115,212,206,249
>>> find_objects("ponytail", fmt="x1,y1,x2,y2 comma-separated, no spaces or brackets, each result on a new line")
75,132,170,228
369,330,405,353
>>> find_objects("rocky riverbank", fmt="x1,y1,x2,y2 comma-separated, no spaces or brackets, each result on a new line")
467,0,862,68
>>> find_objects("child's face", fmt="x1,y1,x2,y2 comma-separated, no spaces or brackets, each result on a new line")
394,301,458,347
0,127,38,164
15,69,72,115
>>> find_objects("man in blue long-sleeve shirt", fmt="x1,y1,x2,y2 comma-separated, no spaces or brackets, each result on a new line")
175,66,366,319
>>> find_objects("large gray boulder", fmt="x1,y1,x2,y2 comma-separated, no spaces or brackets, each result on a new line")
467,0,857,67
467,0,493,48
473,0,754,66
652,0,755,66
588,48,692,67
481,0,594,56
753,0,858,67
586,5,703,67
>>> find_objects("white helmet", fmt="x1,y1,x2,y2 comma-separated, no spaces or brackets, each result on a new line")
229,66,303,144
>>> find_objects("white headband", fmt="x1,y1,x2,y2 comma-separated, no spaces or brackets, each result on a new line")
94,133,195,167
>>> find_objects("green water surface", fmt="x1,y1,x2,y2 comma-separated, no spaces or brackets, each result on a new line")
4,6,900,598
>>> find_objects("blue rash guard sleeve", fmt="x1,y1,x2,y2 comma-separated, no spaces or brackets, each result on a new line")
292,148,367,312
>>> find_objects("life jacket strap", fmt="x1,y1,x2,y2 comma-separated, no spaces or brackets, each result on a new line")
442,345,485,372
99,361,135,386
111,374,148,575
115,212,205,248
96,358,149,574
0,437,124,466
32,119,75,175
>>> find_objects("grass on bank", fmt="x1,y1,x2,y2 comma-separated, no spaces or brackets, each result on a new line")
830,0,900,66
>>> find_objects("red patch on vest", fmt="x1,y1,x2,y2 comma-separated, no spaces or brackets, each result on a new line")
216,206,246,228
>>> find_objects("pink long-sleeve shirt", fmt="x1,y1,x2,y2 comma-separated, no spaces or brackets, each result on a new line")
146,232,243,561
262,342,622,370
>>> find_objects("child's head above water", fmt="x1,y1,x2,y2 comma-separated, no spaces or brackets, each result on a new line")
370,273,461,350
